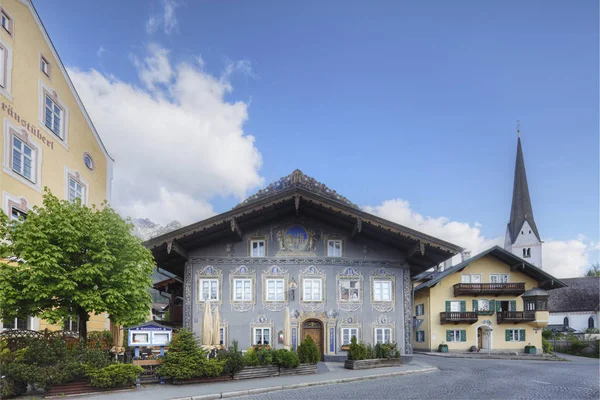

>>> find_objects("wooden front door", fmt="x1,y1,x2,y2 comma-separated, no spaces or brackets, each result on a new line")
302,320,323,357
477,327,483,349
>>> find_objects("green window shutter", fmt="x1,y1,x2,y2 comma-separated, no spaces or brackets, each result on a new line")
446,330,452,341
489,300,495,312
445,301,451,312
496,301,502,312
460,330,467,342
505,329,511,341
460,301,466,312
510,300,516,311
520,329,526,342
472,300,478,311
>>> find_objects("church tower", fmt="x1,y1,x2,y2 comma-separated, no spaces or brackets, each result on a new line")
504,133,543,267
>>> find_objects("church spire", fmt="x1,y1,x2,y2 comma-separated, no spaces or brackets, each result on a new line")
507,135,540,244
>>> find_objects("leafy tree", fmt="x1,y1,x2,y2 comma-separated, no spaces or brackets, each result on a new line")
0,190,155,341
585,263,600,277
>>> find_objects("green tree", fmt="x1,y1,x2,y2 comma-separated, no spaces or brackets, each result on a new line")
585,263,600,277
0,190,155,341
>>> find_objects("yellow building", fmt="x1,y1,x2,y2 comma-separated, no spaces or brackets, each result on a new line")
412,246,565,354
0,0,113,333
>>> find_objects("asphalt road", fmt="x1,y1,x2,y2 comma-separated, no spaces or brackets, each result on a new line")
238,353,600,400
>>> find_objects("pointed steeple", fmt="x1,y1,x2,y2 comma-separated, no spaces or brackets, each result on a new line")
507,136,540,243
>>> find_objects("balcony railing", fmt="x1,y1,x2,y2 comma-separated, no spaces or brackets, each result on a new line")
453,283,526,297
497,311,535,324
440,312,479,325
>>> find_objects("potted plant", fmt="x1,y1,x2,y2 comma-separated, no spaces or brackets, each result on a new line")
438,342,448,353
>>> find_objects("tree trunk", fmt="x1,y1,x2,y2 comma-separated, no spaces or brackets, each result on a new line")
78,308,90,343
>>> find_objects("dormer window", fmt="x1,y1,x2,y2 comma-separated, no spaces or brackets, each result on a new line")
250,240,265,257
327,240,342,257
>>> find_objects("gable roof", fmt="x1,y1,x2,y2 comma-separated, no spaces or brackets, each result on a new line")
414,245,566,292
507,137,540,243
23,0,113,164
547,277,600,313
146,170,463,277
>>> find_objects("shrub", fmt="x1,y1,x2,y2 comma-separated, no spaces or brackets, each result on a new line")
374,343,400,359
243,348,259,366
542,329,553,340
199,358,226,377
156,329,207,380
87,331,113,350
297,336,320,364
274,349,300,368
81,346,114,371
88,363,143,388
542,337,553,354
219,340,245,375
256,348,274,366
348,336,368,361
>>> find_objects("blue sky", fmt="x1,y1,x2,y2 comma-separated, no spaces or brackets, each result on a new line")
34,0,598,276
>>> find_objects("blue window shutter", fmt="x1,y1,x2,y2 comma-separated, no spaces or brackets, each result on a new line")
472,300,478,311
489,300,495,312
460,330,467,342
510,300,516,311
496,301,502,312
446,330,452,341
505,329,511,341
445,301,451,312
460,301,466,312
520,329,526,342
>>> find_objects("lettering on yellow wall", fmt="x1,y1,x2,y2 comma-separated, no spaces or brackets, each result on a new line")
1,102,55,150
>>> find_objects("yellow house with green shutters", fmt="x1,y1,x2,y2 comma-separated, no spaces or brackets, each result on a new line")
412,246,565,354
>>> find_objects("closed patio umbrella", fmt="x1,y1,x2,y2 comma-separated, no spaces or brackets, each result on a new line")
109,319,125,354
202,301,213,346
283,307,291,350
212,306,221,346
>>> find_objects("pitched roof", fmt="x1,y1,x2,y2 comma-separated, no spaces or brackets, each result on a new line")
507,137,540,243
547,277,600,313
413,245,566,292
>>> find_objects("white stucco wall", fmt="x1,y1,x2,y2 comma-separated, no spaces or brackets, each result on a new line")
505,221,542,268
549,311,599,332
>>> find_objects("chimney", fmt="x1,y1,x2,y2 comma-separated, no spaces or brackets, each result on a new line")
461,251,471,262
444,259,453,270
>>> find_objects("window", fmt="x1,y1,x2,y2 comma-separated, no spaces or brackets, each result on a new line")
69,177,84,202
506,329,525,342
342,328,358,346
447,329,464,342
478,299,489,312
0,43,6,89
589,317,595,329
266,279,284,301
373,280,392,301
41,55,51,77
375,328,392,344
416,330,425,343
253,327,271,345
2,317,27,330
563,317,569,327
233,279,252,301
523,248,531,258
10,207,26,221
490,274,509,283
415,303,424,316
44,94,63,137
525,301,535,311
461,274,481,283
1,11,11,35
303,278,322,301
220,327,225,346
524,299,547,311
63,316,79,332
199,279,219,301
449,301,461,312
339,279,360,302
327,240,342,257
83,153,94,171
250,240,265,257
12,137,34,182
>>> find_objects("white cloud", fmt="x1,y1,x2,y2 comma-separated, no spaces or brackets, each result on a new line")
146,0,179,35
145,16,160,34
68,43,263,225
96,46,106,58
363,198,596,278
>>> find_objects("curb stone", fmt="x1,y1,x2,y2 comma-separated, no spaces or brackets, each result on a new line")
171,367,437,400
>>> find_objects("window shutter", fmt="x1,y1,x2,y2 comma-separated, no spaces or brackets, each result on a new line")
510,300,516,311
505,329,511,341
472,300,478,311
460,301,466,312
446,330,452,341
460,330,467,342
445,301,451,312
489,300,495,312
520,329,526,342
496,301,502,312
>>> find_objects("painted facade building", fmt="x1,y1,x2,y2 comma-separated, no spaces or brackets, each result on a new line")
147,170,462,360
412,246,565,353
547,277,599,334
0,0,113,333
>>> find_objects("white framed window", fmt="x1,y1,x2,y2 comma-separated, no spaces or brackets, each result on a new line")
375,328,392,344
10,206,26,221
415,303,424,316
250,240,265,257
0,10,11,35
41,55,51,78
416,330,425,343
373,280,392,301
342,327,358,346
478,299,490,312
220,327,226,346
490,274,509,283
39,82,69,147
448,329,462,342
327,240,342,257
507,329,524,342
63,316,79,331
12,137,34,182
461,274,481,283
339,279,360,302
266,279,284,301
2,317,27,330
199,279,219,301
45,94,62,137
69,176,84,203
449,301,461,312
253,327,271,345
233,278,252,301
303,278,322,301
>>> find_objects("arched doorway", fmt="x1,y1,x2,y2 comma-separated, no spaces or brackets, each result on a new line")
477,326,492,351
302,319,324,357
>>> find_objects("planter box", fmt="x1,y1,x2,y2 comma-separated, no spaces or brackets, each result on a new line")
133,359,163,366
439,345,448,353
525,346,537,354
172,375,232,385
344,358,402,370
233,365,279,380
45,380,131,397
279,363,318,376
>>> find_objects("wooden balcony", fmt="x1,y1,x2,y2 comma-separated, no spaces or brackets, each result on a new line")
440,312,479,325
453,282,526,297
497,311,536,324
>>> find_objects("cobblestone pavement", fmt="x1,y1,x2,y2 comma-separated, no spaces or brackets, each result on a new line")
238,354,600,400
